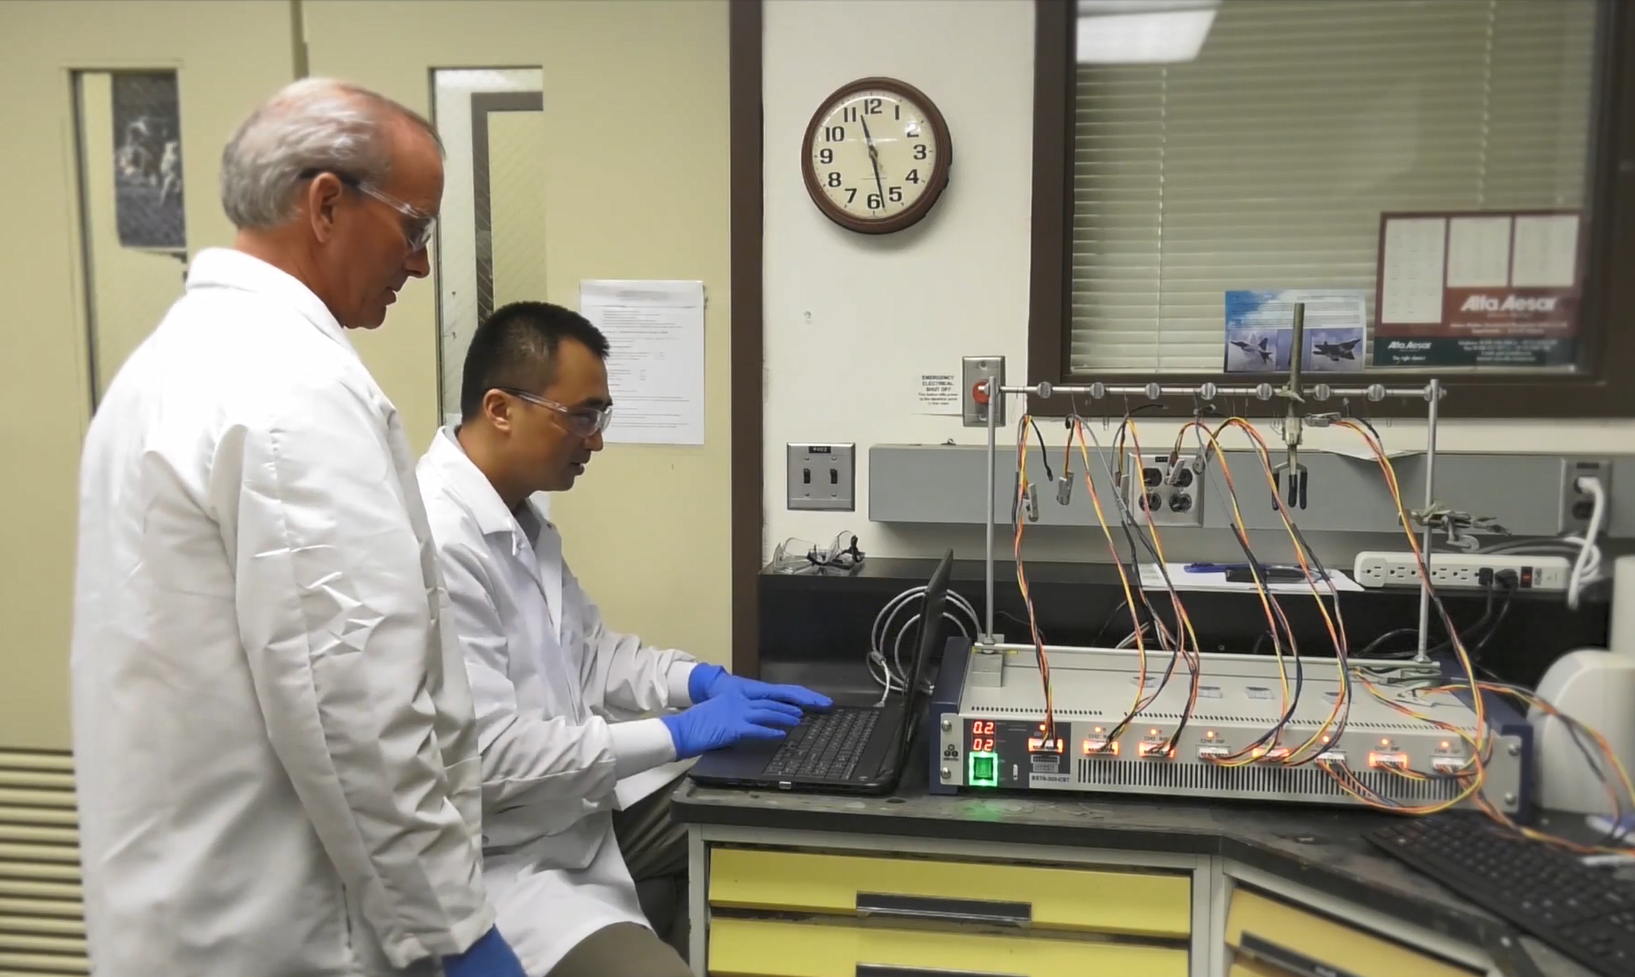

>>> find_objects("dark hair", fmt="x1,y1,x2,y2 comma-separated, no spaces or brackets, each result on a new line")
460,301,610,421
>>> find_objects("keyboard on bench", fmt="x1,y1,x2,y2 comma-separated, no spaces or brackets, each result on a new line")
762,707,880,781
1366,814,1635,977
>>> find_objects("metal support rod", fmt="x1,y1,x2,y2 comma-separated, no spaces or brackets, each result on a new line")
1416,377,1443,662
1283,303,1306,478
999,382,1440,401
983,377,997,643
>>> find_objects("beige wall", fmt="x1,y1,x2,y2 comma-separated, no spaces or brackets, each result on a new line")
303,0,734,663
0,0,733,752
0,0,296,750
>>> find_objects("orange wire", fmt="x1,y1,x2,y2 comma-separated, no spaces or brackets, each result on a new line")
1013,415,1057,743
1070,420,1150,728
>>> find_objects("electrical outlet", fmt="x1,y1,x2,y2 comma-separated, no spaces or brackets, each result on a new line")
786,443,855,511
1352,551,1571,591
1558,458,1611,534
962,355,1006,428
1124,453,1204,528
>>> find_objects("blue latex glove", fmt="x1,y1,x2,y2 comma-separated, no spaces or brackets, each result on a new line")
661,691,803,759
442,926,526,977
688,664,834,712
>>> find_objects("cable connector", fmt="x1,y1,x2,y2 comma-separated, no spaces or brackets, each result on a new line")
1056,472,1074,506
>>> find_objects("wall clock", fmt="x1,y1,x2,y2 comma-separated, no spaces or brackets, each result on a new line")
801,77,952,235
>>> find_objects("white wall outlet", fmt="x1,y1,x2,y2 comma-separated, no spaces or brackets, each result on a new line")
1559,459,1611,534
1124,453,1204,528
787,443,855,511
1352,551,1571,592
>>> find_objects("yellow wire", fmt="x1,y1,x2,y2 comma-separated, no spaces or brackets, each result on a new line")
1071,421,1151,727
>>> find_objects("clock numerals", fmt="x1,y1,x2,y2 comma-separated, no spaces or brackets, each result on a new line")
805,79,948,232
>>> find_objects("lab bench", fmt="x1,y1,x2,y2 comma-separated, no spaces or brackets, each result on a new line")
672,764,1599,977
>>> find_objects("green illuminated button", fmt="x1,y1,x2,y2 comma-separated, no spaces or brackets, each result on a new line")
968,751,999,787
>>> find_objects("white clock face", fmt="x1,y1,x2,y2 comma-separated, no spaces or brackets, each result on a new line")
809,88,939,222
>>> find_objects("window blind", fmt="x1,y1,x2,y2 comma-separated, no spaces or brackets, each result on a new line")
1069,0,1597,374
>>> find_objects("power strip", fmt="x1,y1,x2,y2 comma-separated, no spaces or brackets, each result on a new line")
1352,551,1571,591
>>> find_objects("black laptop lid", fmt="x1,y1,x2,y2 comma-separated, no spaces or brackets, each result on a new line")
887,550,953,754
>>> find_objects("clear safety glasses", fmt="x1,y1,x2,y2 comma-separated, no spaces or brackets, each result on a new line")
498,388,614,439
298,168,437,252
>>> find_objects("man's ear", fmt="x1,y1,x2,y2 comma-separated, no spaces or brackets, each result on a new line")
306,173,346,244
483,389,515,433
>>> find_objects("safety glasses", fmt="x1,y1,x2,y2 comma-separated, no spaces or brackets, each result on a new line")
497,388,613,439
298,168,437,251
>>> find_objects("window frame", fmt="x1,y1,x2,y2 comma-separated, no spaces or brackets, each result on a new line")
1027,0,1635,419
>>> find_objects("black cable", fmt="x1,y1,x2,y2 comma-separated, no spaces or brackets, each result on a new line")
1028,417,1054,482
1363,570,1516,660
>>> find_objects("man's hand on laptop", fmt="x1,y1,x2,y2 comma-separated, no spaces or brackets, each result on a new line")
661,691,802,759
688,664,833,713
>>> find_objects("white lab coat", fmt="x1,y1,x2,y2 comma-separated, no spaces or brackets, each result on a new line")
71,249,492,977
416,428,697,975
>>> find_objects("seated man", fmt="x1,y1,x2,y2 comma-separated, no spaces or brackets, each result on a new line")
418,300,831,977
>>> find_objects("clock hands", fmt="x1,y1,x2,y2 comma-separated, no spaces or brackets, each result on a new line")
860,114,886,210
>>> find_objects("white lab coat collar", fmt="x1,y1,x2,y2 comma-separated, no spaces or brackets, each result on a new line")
425,427,548,538
184,247,357,358
426,428,564,641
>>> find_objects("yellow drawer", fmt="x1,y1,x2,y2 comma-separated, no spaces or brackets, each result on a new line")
708,847,1190,939
1227,888,1480,977
708,916,1188,977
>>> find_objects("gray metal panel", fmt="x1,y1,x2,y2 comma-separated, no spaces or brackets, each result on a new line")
870,443,1635,538
1613,455,1635,537
868,444,988,523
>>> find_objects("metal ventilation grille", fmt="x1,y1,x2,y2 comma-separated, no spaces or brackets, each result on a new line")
966,706,1107,718
0,750,86,975
1077,757,1458,803
1124,712,1477,734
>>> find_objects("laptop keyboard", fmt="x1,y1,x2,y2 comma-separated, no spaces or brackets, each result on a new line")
763,707,879,781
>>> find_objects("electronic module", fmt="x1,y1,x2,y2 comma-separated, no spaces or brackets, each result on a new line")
927,642,1530,813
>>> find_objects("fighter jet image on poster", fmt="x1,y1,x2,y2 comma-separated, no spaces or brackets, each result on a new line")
1302,327,1366,372
1230,337,1275,366
1312,337,1361,362
1223,330,1291,372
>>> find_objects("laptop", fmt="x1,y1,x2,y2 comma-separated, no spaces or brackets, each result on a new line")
688,550,953,795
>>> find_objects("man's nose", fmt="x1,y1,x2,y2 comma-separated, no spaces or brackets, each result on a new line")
404,247,431,279
587,431,605,453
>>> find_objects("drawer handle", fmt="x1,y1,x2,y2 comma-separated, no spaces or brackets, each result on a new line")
854,892,1032,928
1240,931,1361,977
857,966,1024,977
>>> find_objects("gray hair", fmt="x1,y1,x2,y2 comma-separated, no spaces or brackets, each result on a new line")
219,77,442,231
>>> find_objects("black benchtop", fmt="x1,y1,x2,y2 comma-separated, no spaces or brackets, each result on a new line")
674,765,1599,977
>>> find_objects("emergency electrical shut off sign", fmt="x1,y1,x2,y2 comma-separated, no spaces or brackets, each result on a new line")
1374,210,1582,369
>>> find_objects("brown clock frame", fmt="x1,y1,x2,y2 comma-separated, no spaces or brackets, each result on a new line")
800,76,953,235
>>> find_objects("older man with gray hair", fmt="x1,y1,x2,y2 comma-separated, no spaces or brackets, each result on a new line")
70,78,525,977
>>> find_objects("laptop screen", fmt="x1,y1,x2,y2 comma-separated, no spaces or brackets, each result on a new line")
889,549,954,752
